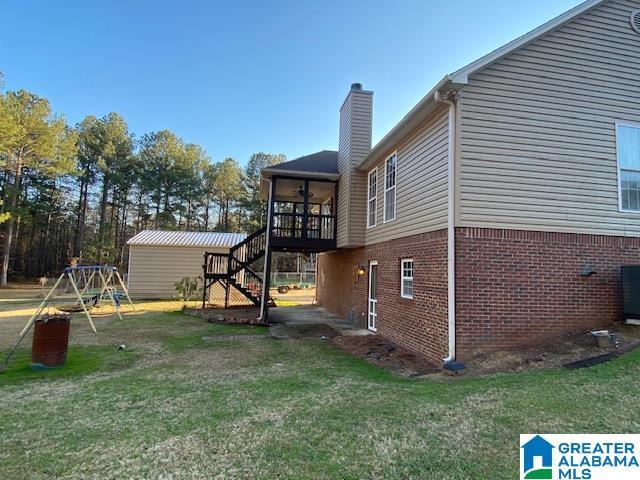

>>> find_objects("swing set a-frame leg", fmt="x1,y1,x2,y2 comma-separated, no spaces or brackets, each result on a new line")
74,268,97,305
68,271,97,333
97,269,122,321
19,273,66,337
114,270,136,312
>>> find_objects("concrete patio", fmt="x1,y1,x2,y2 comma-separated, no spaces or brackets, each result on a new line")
268,305,373,339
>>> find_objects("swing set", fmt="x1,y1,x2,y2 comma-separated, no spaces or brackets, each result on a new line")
0,265,135,373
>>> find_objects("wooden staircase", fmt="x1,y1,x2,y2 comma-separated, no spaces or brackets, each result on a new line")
202,227,267,307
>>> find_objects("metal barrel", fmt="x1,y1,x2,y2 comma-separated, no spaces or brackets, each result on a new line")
31,314,71,369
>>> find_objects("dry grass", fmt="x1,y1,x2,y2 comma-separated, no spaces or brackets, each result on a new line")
1,290,640,479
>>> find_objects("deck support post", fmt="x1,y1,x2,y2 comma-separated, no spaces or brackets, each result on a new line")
302,179,309,240
202,253,208,309
259,177,277,323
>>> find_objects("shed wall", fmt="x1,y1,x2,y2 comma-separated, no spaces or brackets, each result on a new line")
128,245,228,299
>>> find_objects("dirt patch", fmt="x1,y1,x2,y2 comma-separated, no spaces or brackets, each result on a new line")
333,325,640,378
270,323,340,340
460,324,640,377
331,335,439,378
183,306,262,325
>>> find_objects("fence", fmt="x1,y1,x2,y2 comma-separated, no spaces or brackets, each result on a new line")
270,272,316,287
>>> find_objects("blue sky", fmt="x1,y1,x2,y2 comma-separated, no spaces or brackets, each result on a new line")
1,0,583,165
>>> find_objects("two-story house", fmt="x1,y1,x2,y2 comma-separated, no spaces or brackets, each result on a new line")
204,0,640,366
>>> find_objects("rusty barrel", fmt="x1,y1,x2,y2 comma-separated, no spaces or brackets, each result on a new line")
31,314,71,369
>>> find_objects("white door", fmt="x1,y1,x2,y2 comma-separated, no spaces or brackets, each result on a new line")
368,261,378,332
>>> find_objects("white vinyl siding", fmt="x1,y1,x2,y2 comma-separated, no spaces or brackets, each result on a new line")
367,168,377,228
617,123,640,213
400,258,413,299
384,153,397,222
459,0,640,236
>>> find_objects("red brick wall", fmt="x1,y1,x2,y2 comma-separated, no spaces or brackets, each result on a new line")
317,230,448,363
318,227,640,364
455,227,640,358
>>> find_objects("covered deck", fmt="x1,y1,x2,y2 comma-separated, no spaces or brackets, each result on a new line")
261,150,340,253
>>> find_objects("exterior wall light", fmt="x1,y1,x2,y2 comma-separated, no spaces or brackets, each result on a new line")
353,265,366,284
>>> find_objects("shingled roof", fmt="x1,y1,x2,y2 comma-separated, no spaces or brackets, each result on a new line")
263,150,339,176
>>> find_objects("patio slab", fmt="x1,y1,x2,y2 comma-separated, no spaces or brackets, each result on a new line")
268,305,373,340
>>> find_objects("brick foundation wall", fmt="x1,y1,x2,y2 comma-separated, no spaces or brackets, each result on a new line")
318,227,640,364
317,230,448,364
456,227,640,358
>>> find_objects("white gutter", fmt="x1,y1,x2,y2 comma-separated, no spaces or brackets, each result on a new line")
258,178,273,321
435,89,457,364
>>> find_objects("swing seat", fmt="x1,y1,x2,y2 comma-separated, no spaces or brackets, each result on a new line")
55,303,95,313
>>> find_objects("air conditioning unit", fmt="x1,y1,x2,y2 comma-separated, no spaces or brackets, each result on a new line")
621,266,640,325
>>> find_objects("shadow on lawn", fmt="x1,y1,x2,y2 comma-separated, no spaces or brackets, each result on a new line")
0,345,139,385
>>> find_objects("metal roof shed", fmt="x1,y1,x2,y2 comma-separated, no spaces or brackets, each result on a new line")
126,230,245,299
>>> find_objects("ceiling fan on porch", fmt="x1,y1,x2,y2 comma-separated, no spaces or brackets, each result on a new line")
291,185,314,198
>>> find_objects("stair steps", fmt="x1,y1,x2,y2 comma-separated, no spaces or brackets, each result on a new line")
203,226,267,307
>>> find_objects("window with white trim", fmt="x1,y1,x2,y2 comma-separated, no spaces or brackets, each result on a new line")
367,168,377,228
401,258,413,299
384,153,397,222
618,123,640,212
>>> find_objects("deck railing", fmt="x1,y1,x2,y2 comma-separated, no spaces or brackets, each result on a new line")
271,213,335,240
228,227,266,274
204,252,228,276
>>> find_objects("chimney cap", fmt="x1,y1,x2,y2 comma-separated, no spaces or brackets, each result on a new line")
351,83,363,91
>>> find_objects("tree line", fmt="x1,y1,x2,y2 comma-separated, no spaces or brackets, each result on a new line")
0,77,284,285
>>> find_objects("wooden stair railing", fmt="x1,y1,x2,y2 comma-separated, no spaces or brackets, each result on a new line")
203,226,267,308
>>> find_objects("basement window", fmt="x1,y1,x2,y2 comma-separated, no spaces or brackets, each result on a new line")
367,168,377,228
617,122,640,213
384,153,397,222
401,258,414,299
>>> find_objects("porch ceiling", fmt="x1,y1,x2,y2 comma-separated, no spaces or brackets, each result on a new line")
273,178,335,203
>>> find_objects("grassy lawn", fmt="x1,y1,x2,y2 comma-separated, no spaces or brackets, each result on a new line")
1,300,640,479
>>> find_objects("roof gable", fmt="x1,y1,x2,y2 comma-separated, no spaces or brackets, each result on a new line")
358,0,608,170
450,0,606,83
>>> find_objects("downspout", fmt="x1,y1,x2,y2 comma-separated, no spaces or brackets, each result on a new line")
258,178,273,321
435,89,457,365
